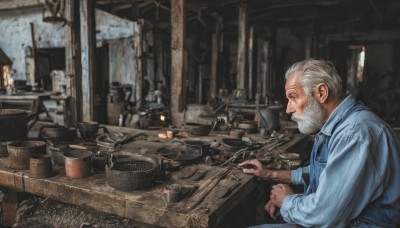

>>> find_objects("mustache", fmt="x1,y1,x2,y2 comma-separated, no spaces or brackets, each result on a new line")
291,113,304,122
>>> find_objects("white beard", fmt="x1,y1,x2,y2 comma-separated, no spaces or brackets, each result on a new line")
291,96,326,134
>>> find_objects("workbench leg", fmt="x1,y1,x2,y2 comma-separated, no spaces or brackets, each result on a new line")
2,189,27,227
2,189,17,226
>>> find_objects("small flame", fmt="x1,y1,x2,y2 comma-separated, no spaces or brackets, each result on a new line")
160,114,165,121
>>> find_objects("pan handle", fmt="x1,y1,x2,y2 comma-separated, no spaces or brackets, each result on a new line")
27,112,38,130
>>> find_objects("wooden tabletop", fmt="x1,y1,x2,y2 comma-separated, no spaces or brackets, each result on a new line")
0,92,51,100
0,126,308,227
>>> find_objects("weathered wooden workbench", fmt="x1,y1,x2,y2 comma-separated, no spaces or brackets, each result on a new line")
0,126,309,227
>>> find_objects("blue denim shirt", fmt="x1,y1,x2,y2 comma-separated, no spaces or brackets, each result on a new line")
281,94,400,227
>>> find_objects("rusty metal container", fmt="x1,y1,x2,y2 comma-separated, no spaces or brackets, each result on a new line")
105,154,157,191
8,140,46,170
29,154,53,178
0,109,36,142
64,150,92,179
77,121,99,140
48,144,69,166
39,124,77,141
0,141,11,157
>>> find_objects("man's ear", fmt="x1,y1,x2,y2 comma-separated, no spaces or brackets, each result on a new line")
314,83,329,103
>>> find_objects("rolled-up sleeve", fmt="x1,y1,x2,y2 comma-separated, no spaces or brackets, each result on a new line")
291,166,310,186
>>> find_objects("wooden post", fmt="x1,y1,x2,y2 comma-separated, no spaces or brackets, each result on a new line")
210,33,218,98
170,0,186,125
237,4,247,91
210,16,222,99
65,0,81,124
248,25,254,99
80,0,96,121
135,20,143,110
261,40,269,98
256,38,262,95
2,189,28,227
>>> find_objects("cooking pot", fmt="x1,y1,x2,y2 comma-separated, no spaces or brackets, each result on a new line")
77,121,107,140
184,122,212,136
105,154,158,191
8,140,46,170
39,124,77,141
0,109,37,142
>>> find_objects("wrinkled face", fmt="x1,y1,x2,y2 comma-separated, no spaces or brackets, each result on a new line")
285,73,326,134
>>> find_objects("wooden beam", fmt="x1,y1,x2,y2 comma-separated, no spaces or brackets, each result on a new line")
0,0,43,11
64,0,81,124
170,0,186,125
80,0,97,121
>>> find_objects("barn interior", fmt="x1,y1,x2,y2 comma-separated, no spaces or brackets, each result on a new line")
0,0,400,227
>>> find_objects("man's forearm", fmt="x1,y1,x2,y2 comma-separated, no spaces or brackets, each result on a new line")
262,170,292,183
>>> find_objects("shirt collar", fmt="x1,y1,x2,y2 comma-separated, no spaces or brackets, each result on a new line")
320,94,356,136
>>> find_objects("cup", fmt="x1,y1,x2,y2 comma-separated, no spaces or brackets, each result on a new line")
165,184,182,203
166,130,174,139
77,121,99,140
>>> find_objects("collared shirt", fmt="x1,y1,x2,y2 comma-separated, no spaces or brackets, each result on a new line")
281,94,400,227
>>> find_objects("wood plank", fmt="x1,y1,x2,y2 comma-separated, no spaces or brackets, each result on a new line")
0,0,43,11
170,0,186,125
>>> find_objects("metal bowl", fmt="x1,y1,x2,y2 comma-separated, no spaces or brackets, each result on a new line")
221,138,249,152
184,122,212,136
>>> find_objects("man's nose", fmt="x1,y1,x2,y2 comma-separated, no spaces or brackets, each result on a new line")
286,102,295,114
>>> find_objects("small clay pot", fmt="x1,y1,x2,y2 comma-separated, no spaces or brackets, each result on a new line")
29,154,54,178
64,150,92,179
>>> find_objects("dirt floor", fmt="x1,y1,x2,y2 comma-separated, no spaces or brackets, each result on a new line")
11,195,146,228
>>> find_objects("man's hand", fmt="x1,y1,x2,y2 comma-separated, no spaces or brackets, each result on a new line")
238,159,271,180
265,199,279,220
270,184,294,207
